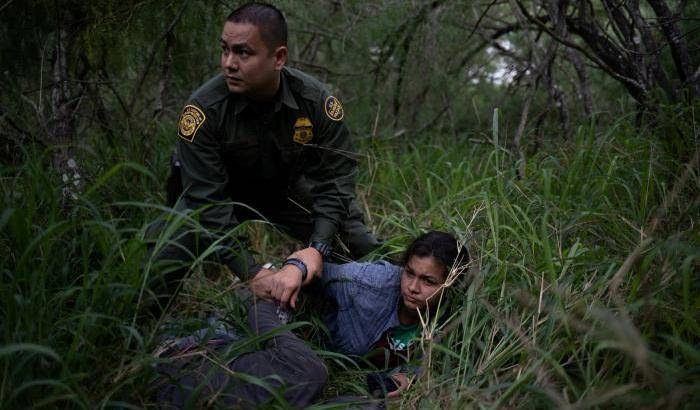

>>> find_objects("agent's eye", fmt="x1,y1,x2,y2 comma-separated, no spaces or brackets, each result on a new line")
232,46,253,57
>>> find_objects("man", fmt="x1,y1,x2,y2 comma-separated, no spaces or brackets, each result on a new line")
153,3,380,302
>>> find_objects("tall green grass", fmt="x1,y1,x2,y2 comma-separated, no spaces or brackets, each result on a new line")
1,112,698,408
359,117,699,408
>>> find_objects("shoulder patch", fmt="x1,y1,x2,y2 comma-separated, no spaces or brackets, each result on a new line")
178,105,206,143
293,117,314,144
324,95,344,121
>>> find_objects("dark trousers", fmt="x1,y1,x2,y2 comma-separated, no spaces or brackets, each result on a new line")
155,300,327,408
231,186,381,261
145,169,381,310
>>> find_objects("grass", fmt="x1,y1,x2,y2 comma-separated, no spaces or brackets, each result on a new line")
1,110,698,408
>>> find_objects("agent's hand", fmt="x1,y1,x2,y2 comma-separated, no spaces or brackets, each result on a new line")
270,264,304,309
386,373,412,398
249,268,276,299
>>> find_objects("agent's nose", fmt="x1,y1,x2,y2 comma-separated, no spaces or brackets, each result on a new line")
222,53,239,72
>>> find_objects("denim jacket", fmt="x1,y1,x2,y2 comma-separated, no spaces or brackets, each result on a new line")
318,261,403,356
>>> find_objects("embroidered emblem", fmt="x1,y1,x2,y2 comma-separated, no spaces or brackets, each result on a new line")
293,117,314,144
324,95,344,121
178,105,206,142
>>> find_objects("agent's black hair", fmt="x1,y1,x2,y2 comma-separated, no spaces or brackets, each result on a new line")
402,231,470,279
226,2,287,51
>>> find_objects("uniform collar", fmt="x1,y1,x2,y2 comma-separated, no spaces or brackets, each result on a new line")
233,70,299,116
278,69,299,111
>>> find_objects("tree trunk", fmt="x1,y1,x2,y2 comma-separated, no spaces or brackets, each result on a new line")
154,31,175,122
626,0,676,101
48,4,83,204
646,0,693,85
567,48,593,117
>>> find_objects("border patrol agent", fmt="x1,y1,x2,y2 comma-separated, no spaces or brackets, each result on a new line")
151,2,380,307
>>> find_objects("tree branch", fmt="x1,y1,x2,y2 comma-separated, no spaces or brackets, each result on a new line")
646,0,694,90
512,0,648,103
128,0,189,111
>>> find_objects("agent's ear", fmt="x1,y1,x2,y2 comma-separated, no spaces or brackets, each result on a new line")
272,45,288,70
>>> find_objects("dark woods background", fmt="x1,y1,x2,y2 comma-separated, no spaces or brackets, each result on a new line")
3,0,698,173
1,1,699,408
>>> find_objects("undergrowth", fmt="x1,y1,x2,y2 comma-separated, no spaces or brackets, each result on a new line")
1,112,698,408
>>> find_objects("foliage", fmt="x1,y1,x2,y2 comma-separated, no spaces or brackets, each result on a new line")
2,108,699,407
1,0,699,408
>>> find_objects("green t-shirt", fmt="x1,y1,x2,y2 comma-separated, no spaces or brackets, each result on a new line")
388,323,418,351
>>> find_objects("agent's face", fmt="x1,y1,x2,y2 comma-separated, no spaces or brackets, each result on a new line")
401,255,446,312
219,21,287,100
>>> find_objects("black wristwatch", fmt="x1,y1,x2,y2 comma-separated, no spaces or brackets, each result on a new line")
283,258,308,282
308,241,332,258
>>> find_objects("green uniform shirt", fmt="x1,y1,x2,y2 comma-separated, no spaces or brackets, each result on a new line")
175,67,358,245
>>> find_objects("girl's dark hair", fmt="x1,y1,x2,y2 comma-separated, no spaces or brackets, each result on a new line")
402,231,470,279
226,2,287,50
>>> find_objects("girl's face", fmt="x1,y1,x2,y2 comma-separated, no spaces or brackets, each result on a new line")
401,255,446,311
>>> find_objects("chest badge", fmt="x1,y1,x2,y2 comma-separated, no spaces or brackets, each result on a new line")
293,117,314,144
